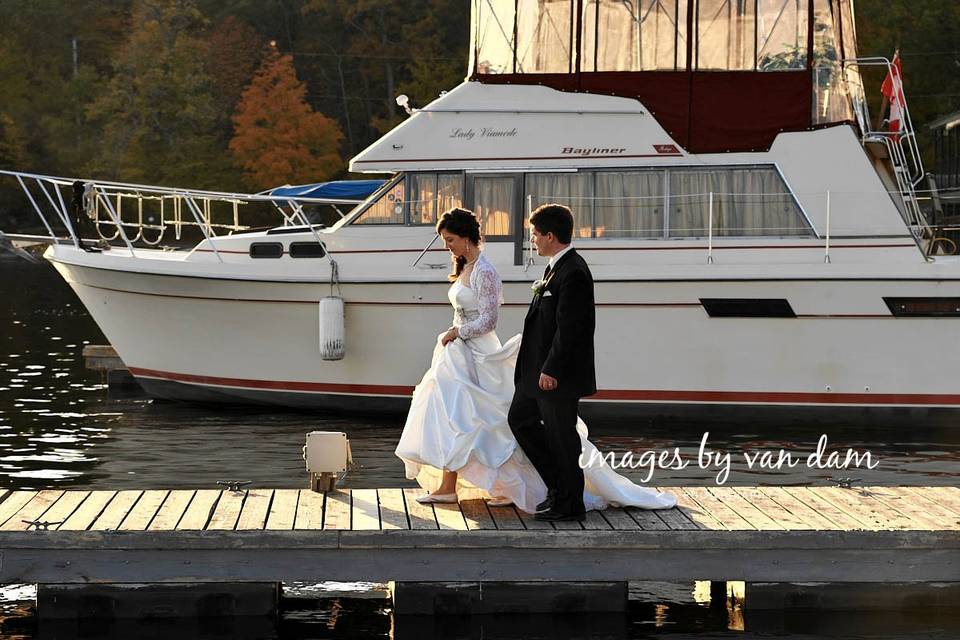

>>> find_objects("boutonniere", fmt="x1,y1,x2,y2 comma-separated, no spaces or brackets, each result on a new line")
531,279,547,296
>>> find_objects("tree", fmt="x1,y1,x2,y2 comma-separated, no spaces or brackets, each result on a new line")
84,0,231,187
229,49,343,190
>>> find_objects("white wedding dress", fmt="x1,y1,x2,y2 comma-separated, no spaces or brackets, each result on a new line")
395,253,676,514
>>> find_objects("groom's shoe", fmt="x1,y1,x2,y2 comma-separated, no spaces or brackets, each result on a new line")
534,497,553,513
534,509,586,522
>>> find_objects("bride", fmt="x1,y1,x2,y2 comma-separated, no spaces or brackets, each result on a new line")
395,208,676,513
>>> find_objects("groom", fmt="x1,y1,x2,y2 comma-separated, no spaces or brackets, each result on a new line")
509,203,596,522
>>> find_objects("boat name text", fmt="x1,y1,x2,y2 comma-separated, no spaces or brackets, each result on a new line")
449,127,518,140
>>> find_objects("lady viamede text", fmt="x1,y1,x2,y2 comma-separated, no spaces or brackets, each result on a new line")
579,433,879,485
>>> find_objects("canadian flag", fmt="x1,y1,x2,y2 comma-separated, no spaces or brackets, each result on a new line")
880,52,905,141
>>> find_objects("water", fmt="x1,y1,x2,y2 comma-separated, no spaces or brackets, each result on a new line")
0,256,957,638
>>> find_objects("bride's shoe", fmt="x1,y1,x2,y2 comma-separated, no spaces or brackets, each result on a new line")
485,496,513,507
415,492,458,504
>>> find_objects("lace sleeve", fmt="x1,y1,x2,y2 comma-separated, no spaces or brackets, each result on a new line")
459,259,502,339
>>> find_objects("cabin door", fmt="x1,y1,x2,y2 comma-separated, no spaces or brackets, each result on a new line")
466,174,524,264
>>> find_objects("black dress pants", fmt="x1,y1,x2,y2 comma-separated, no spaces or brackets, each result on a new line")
507,383,585,516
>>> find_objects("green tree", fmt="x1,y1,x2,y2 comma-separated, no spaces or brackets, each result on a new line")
229,49,344,190
84,0,232,187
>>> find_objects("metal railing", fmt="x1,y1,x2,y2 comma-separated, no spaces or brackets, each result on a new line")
0,170,356,263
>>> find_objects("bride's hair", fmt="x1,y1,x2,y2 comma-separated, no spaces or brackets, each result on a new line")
436,207,482,282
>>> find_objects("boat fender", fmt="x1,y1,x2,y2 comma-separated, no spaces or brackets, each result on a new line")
319,296,345,360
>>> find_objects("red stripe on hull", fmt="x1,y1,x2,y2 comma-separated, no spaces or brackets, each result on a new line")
128,367,960,406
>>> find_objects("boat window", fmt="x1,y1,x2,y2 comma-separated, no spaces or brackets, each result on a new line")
701,299,796,318
474,0,516,74
884,298,960,318
249,242,283,259
525,173,595,238
474,176,515,237
410,173,464,225
516,0,574,74
521,166,807,238
353,178,406,225
668,167,810,237
757,0,808,70
594,171,665,238
581,0,687,72
289,242,326,258
811,0,854,124
696,0,755,70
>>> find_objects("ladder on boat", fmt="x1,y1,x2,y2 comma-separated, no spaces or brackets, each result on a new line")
846,57,931,246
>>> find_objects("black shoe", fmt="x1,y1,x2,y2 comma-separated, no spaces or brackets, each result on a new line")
534,509,586,522
535,497,553,513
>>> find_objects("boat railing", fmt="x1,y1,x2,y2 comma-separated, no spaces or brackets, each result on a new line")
840,57,929,243
0,169,357,263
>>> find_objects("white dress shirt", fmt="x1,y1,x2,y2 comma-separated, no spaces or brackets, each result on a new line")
548,244,574,270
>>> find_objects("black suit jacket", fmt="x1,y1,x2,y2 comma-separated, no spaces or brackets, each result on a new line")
515,249,597,399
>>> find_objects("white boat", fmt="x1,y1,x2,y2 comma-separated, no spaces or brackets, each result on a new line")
5,0,960,425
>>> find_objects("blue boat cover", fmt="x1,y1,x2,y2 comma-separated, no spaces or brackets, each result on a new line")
269,180,385,201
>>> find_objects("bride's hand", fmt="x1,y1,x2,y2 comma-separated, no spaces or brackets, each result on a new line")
441,327,459,346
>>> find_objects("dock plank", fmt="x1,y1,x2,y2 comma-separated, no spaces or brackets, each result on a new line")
583,509,612,530
90,491,143,531
811,487,914,530
206,490,246,531
402,488,438,530
865,486,959,531
625,506,671,530
265,489,300,530
486,504,525,530
148,491,194,531
783,486,867,530
659,487,723,530
516,507,554,530
322,490,351,530
236,489,273,530
711,487,784,530
293,490,325,530
599,507,641,531
459,491,496,531
681,487,754,530
761,487,842,530
39,491,89,530
904,487,960,517
119,490,169,531
734,487,812,530
351,489,381,531
0,491,39,528
377,488,409,530
2,491,65,531
59,491,116,531
891,487,960,528
177,490,220,530
434,501,468,531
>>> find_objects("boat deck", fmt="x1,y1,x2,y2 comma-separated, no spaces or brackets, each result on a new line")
0,486,956,584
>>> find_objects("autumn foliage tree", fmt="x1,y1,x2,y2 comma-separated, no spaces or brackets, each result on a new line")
229,50,343,190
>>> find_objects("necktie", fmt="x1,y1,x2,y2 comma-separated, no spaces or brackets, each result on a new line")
543,264,551,280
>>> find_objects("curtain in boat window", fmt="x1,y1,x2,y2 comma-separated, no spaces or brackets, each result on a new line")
517,0,574,73
669,167,810,237
410,174,464,225
474,176,514,237
581,0,688,72
524,173,594,238
594,171,664,238
696,0,756,70
757,0,809,70
354,179,405,224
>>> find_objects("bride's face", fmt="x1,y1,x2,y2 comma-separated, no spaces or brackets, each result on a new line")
441,231,473,258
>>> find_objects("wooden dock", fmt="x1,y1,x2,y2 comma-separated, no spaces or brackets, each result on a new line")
0,486,956,584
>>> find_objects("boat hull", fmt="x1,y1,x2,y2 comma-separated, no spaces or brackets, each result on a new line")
51,255,960,425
